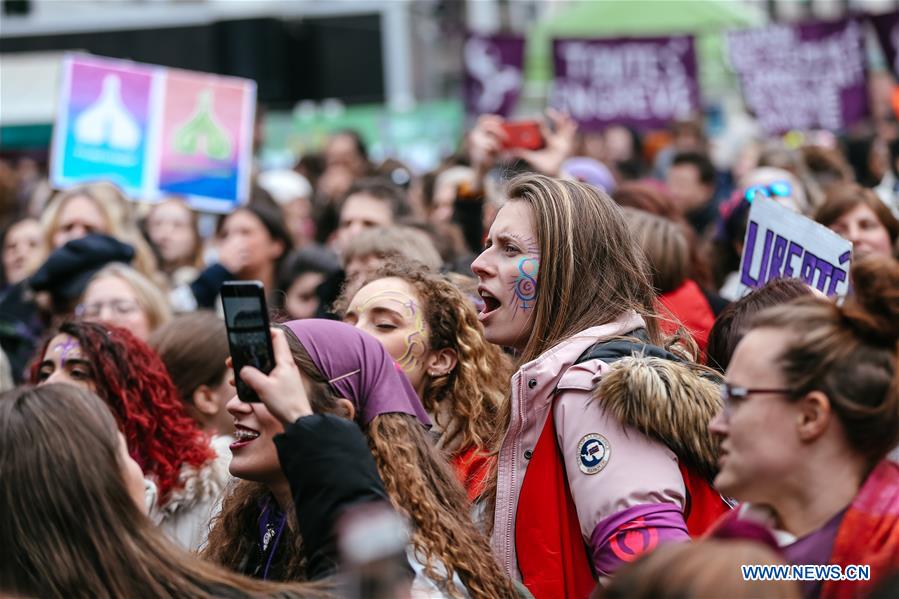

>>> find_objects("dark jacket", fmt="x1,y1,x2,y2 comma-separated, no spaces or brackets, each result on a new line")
273,413,392,580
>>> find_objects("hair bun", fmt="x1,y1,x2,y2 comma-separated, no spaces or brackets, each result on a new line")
842,256,899,345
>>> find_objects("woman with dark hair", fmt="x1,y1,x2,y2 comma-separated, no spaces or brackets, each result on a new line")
0,383,385,597
814,183,899,260
706,278,814,373
276,245,341,320
217,205,293,296
709,256,899,597
471,174,727,597
30,320,228,550
205,320,518,598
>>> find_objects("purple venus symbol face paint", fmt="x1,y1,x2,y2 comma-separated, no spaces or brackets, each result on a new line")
53,336,80,368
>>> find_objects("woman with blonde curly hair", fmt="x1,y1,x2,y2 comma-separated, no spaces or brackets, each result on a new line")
205,320,518,598
338,261,511,500
39,182,159,280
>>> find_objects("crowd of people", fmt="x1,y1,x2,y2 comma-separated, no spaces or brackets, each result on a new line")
0,106,898,599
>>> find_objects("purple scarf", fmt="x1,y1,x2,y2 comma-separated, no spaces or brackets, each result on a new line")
282,319,431,427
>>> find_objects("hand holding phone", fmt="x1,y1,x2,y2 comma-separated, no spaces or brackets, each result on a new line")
222,281,274,403
237,328,313,424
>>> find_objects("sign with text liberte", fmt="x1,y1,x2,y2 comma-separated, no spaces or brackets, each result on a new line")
737,197,852,299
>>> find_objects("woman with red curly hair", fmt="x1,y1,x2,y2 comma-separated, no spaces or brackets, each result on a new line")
31,320,229,551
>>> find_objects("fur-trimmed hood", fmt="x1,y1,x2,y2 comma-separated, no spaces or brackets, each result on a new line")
594,356,722,482
160,440,231,517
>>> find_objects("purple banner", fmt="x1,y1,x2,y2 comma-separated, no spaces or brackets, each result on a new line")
726,19,868,134
871,11,899,78
549,35,700,132
463,34,525,117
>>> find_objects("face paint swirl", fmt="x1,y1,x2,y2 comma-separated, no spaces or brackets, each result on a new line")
511,257,539,313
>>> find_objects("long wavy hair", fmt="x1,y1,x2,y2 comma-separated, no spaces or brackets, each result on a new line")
0,385,329,598
335,261,511,455
30,321,213,504
205,327,517,599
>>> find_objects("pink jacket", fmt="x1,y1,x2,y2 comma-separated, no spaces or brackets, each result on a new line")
491,311,689,580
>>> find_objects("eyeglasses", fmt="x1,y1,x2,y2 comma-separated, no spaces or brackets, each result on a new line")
743,180,793,203
75,299,141,318
720,383,792,418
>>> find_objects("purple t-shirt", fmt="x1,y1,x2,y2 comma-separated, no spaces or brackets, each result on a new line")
782,509,846,599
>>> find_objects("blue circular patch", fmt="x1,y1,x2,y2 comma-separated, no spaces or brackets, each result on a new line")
577,433,610,474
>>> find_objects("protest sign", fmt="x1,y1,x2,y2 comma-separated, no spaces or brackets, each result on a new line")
871,11,899,78
52,56,154,193
737,197,852,299
51,53,256,213
726,19,868,134
549,35,700,131
463,34,525,117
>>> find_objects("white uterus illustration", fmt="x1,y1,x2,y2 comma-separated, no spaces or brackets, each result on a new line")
464,38,521,113
74,74,141,151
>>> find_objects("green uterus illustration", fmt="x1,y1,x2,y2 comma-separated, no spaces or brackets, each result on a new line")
173,90,232,160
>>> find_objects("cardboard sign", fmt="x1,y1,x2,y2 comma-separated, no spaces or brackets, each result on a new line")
550,35,700,131
463,34,525,117
737,198,852,299
51,53,256,213
726,19,868,134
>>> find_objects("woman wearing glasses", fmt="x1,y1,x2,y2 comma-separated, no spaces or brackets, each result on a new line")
78,263,172,341
709,256,899,598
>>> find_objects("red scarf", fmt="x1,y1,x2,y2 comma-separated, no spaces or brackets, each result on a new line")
451,445,492,502
822,460,899,598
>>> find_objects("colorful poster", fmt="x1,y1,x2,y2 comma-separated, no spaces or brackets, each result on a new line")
736,198,853,299
51,55,154,193
463,34,525,117
50,53,256,213
871,11,899,78
549,35,700,131
157,70,255,212
726,19,868,134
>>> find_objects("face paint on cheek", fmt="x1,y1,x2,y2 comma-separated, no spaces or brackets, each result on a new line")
396,298,427,372
53,337,80,368
511,257,539,313
353,291,427,372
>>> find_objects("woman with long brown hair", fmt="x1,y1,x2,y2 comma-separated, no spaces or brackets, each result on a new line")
338,261,511,500
471,174,725,598
0,384,344,598
204,319,517,598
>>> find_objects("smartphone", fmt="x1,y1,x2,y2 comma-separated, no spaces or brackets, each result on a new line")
221,281,275,403
501,120,545,151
